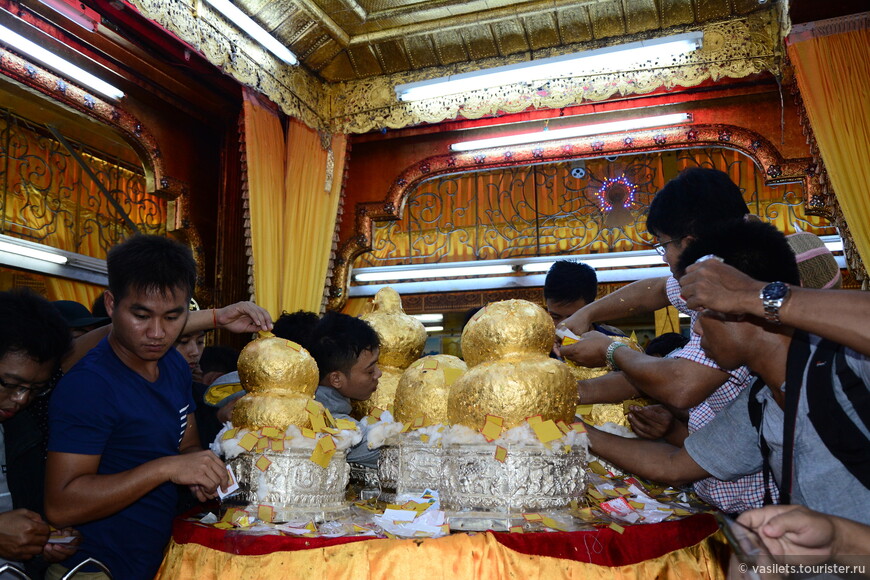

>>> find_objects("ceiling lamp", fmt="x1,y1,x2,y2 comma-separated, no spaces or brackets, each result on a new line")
203,0,298,65
354,264,513,283
0,238,68,265
395,32,703,102
37,0,101,32
450,113,692,152
0,23,124,100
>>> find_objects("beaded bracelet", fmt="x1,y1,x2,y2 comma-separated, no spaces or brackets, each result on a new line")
605,341,629,372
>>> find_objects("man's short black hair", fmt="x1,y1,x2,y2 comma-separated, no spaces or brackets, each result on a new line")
647,168,750,240
199,346,239,375
305,311,380,381
107,235,196,303
0,289,71,364
273,310,320,346
544,260,597,305
676,220,801,286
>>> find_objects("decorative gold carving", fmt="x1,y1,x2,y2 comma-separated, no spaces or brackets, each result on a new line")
327,123,813,310
327,14,783,134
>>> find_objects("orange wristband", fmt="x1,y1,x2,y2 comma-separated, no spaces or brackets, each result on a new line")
212,308,218,329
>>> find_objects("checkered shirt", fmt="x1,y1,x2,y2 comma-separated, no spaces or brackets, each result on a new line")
665,276,774,512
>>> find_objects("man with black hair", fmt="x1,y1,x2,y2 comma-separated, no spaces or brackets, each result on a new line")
586,220,870,523
543,261,623,358
0,290,77,578
44,235,270,580
308,311,381,468
560,167,765,513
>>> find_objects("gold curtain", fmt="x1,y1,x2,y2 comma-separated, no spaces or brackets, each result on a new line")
244,90,347,317
787,15,870,267
156,529,726,580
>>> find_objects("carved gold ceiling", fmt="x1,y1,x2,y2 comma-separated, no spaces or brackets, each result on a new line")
238,0,774,82
127,0,785,133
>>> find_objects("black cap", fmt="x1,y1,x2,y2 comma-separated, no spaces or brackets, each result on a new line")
52,300,110,329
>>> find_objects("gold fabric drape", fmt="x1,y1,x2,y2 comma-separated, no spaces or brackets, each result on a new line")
156,529,726,580
244,91,347,316
787,14,870,267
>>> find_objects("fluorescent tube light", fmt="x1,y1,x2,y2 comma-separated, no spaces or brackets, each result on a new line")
424,325,444,333
522,254,664,272
355,264,513,282
413,314,444,323
396,32,702,102
203,0,298,65
0,239,68,264
0,23,124,100
451,113,691,152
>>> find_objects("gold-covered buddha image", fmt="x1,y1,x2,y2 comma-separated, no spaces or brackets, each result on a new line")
448,299,576,430
393,354,467,425
354,287,427,418
232,331,324,431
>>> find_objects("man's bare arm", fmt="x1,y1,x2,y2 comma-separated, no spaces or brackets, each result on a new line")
681,260,870,356
586,425,709,485
561,276,671,335
577,372,641,404
562,331,730,409
45,417,227,528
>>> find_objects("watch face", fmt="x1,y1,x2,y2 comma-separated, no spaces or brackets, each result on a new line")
763,281,789,300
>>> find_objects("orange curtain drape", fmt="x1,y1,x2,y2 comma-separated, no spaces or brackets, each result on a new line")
787,14,870,269
244,90,347,317
156,530,726,580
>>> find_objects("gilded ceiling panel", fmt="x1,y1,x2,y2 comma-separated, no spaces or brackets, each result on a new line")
658,0,696,28
587,2,626,38
403,36,441,69
555,6,595,44
523,13,562,50
695,0,734,22
432,29,471,64
490,19,530,56
347,43,383,77
624,0,660,34
373,40,412,74
459,25,500,61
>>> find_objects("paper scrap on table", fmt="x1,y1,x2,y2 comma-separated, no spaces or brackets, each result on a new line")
218,465,240,500
531,419,563,444
373,490,448,538
47,534,77,544
556,326,581,341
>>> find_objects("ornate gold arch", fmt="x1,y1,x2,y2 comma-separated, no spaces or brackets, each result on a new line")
0,46,207,293
327,122,814,310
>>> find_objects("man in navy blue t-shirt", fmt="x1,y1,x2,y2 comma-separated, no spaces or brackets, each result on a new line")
44,235,254,580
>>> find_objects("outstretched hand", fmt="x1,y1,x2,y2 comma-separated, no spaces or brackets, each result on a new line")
737,505,837,563
559,330,612,368
0,509,51,561
680,259,764,315
627,405,674,440
215,301,273,334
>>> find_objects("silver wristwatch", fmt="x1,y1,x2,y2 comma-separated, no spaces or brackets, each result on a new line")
759,281,790,324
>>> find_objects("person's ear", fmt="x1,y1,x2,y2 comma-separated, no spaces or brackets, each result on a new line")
105,291,116,317
326,370,344,390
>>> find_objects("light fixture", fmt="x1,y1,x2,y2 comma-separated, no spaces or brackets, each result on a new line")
424,326,444,333
0,23,124,100
203,0,298,65
354,264,513,283
451,113,692,152
521,252,665,272
413,314,444,323
0,239,68,264
396,32,703,102
37,0,101,32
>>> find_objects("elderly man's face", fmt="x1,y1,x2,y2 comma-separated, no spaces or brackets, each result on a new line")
0,351,55,422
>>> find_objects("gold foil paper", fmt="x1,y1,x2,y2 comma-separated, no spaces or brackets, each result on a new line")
563,335,644,381
394,355,468,424
237,335,319,396
588,397,653,429
447,356,576,430
361,287,427,369
231,392,319,431
352,365,402,418
461,300,554,367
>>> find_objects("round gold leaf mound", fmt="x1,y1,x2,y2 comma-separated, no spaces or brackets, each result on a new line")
447,355,576,430
232,392,320,431
361,287,427,369
461,299,554,367
237,334,319,396
394,354,468,425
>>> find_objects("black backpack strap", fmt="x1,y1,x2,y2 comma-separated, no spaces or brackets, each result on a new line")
747,376,776,506
805,340,870,489
781,331,812,505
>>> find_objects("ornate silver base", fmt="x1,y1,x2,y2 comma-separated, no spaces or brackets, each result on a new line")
348,463,381,501
227,448,350,522
378,439,443,501
441,443,586,531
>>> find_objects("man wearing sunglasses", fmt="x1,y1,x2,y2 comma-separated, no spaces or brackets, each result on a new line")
0,289,78,578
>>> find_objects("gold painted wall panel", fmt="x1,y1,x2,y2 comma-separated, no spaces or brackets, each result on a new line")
433,29,470,64
587,2,626,38
524,13,561,50
624,0,659,34
658,0,695,28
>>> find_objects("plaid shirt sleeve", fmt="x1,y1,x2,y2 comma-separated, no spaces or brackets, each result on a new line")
665,276,693,315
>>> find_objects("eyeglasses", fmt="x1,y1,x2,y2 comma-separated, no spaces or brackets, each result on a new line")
0,376,53,398
651,236,686,256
